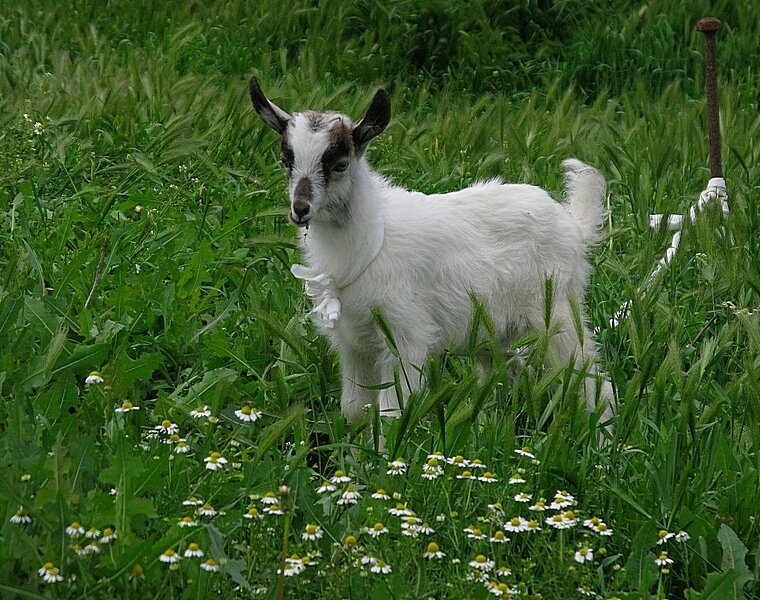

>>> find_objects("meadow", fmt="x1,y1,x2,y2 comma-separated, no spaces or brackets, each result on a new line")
1,0,759,598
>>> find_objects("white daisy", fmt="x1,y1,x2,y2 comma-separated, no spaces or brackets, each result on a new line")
469,555,495,572
365,522,388,538
85,371,104,385
160,549,181,564
371,488,391,500
155,420,179,435
655,552,673,567
66,521,85,536
329,470,351,484
184,543,204,558
675,530,691,542
316,481,337,494
204,452,227,471
574,546,593,563
514,446,535,459
302,524,323,541
200,558,220,572
657,530,675,545
503,517,529,533
423,542,445,559
386,458,407,476
198,503,217,517
115,401,139,413
190,405,211,419
234,404,262,422
10,507,31,524
370,559,392,574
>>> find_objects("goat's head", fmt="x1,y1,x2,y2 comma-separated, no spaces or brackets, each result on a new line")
249,77,390,227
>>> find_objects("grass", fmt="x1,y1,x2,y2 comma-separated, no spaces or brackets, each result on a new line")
1,0,759,598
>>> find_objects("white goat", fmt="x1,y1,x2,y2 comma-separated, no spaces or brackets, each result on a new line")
249,78,614,425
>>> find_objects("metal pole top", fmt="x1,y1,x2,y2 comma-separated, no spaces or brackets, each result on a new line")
696,17,721,32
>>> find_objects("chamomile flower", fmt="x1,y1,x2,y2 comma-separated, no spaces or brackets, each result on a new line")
424,541,445,559
488,581,511,597
198,503,217,517
529,499,547,512
160,549,181,564
427,452,446,462
244,506,263,520
174,439,190,453
577,585,596,596
66,521,85,536
561,510,579,528
596,522,613,537
85,371,104,385
72,543,86,557
421,458,444,480
496,565,512,577
388,503,412,517
316,480,337,494
343,534,358,548
488,501,505,515
514,492,532,503
234,404,262,422
514,446,535,459
201,558,220,572
504,517,529,533
657,530,675,545
23,113,32,122
508,473,526,484
371,489,391,500
155,420,179,435
469,458,487,470
370,560,392,574
302,524,323,541
10,507,31,524
263,504,284,515
478,471,498,483
204,451,227,471
33,121,45,135
464,525,487,540
365,522,388,538
574,546,594,563
337,485,361,505
583,516,603,531
115,401,139,413
183,496,204,506
417,522,435,535
38,562,63,583
99,527,117,544
82,542,100,554
675,530,691,542
549,490,575,509
178,516,199,527
330,470,351,484
190,405,211,418
470,555,495,572
490,531,509,543
456,470,476,480
447,455,469,467
85,527,101,539
525,519,541,533
184,543,204,558
261,491,279,505
387,458,407,476
655,552,674,567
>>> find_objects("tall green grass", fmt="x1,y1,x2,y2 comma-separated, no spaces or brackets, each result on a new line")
0,1,758,598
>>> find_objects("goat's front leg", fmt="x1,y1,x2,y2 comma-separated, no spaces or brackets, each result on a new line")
339,346,381,423
376,344,428,418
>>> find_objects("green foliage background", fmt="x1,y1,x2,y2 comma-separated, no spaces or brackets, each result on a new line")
0,0,758,598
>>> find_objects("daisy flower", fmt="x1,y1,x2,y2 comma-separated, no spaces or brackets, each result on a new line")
329,470,351,484
174,439,190,453
263,504,284,515
178,516,199,527
583,516,603,531
464,525,487,540
99,527,117,544
244,507,263,520
657,530,675,545
33,121,45,135
302,524,323,541
190,405,211,419
85,371,104,385
675,530,691,542
234,404,262,423
514,446,535,459
488,501,505,515
423,541,445,559
82,542,100,554
204,451,227,471
577,585,595,597
469,458,487,470
388,503,412,517
574,546,593,563
184,543,204,558
490,531,509,543
337,485,361,505
201,558,220,572
183,496,204,506
655,552,674,567
365,522,388,538
495,565,512,577
417,522,435,535
529,499,547,512
316,480,337,494
514,492,532,503
155,420,179,435
387,458,407,476
164,433,181,445
427,452,446,462
456,470,476,480
160,549,181,564
370,560,392,574
504,517,529,533
198,503,217,517
488,581,511,597
508,473,526,484
38,562,63,583
66,521,85,536
72,543,86,557
115,401,139,413
596,522,613,536
478,471,498,483
261,491,279,505
371,488,391,500
421,458,444,480
447,455,469,468
10,507,31,524
343,534,357,547
525,519,541,533
85,527,101,539
549,490,575,509
470,555,495,572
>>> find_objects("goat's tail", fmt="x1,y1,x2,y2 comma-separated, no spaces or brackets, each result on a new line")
562,158,607,247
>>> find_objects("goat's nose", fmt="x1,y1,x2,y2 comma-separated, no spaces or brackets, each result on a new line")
293,200,310,217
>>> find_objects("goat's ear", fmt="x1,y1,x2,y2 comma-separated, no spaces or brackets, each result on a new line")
249,77,290,135
352,89,391,153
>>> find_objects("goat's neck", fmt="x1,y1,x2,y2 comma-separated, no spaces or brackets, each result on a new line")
302,162,385,289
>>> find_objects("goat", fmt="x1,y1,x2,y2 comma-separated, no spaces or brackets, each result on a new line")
249,77,614,427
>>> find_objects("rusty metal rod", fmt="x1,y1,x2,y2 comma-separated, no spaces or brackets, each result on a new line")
696,17,722,178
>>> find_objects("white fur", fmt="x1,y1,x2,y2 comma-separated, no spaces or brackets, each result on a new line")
253,91,615,426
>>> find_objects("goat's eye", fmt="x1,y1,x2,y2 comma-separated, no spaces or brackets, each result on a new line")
332,160,349,173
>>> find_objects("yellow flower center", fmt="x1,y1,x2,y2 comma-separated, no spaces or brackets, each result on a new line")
461,470,472,478
241,405,251,415
493,531,505,540
373,522,385,531
598,523,608,532
169,434,180,442
103,528,113,536
475,554,486,563
202,503,213,510
510,518,521,526
427,457,439,467
43,562,54,570
164,549,175,557
121,402,133,410
248,507,259,516
427,542,439,553
334,469,345,478
564,511,575,519
161,420,171,428
306,524,318,534
658,529,669,539
344,535,356,546
70,521,81,528
453,455,464,463
209,452,221,461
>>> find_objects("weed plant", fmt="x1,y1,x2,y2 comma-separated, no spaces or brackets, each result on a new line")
0,1,759,598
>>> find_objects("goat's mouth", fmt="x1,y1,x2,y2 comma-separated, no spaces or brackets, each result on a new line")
289,212,311,227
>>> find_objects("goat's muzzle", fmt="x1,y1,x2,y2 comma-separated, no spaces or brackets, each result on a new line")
290,177,313,226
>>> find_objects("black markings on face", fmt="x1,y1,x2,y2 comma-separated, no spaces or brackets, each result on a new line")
320,124,352,184
280,134,294,173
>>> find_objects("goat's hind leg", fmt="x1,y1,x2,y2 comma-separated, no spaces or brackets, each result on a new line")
339,347,380,423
